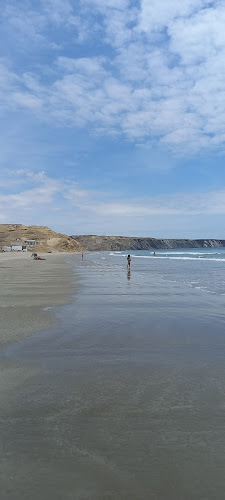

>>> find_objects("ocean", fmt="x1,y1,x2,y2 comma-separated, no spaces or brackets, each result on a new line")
109,247,225,295
2,249,225,499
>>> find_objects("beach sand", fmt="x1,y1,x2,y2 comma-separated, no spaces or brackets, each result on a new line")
0,252,77,347
0,251,79,429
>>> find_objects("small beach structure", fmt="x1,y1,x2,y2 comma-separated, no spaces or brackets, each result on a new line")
25,239,37,246
2,239,27,252
11,244,23,251
10,239,23,251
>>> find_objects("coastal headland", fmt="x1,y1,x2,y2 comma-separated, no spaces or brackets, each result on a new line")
71,234,225,251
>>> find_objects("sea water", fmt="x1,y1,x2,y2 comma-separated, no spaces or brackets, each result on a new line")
108,247,225,295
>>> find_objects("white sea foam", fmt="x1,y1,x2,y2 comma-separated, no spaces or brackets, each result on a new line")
110,250,223,256
131,255,225,262
154,251,220,255
110,252,127,257
109,251,225,269
110,251,225,261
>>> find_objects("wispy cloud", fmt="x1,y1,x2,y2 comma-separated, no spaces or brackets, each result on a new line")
1,169,225,237
1,167,225,212
92,190,225,216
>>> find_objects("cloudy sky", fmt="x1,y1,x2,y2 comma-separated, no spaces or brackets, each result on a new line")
1,0,225,238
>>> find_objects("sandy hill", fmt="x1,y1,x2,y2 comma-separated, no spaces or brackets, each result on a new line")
0,225,82,253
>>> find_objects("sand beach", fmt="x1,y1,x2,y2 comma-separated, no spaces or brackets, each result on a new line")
0,251,78,440
0,251,77,347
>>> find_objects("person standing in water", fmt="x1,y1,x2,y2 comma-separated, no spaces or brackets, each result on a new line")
127,254,131,269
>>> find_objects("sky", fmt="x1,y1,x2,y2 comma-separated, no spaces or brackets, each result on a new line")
0,0,225,238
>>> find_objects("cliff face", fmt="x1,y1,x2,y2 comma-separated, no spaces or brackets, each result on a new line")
0,225,82,253
71,235,225,251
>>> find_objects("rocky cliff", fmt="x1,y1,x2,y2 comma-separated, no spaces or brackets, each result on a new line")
71,234,225,251
0,225,82,253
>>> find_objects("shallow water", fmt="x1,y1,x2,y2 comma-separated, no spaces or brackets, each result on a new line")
110,247,225,295
1,252,225,499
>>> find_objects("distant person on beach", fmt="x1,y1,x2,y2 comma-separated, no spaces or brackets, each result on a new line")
127,254,131,269
153,251,156,256
82,252,83,261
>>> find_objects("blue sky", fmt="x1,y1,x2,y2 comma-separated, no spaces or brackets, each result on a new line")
0,0,225,238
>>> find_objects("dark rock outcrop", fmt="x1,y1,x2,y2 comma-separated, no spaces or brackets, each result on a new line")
71,235,225,252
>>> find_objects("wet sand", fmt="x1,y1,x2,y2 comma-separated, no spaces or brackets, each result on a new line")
0,251,78,442
0,252,77,347
1,253,225,499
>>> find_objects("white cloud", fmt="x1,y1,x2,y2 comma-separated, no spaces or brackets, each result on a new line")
0,172,59,210
138,0,213,33
1,0,225,154
88,189,225,217
169,5,225,65
12,92,42,110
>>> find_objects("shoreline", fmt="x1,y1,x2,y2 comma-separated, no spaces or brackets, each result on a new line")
0,251,79,348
